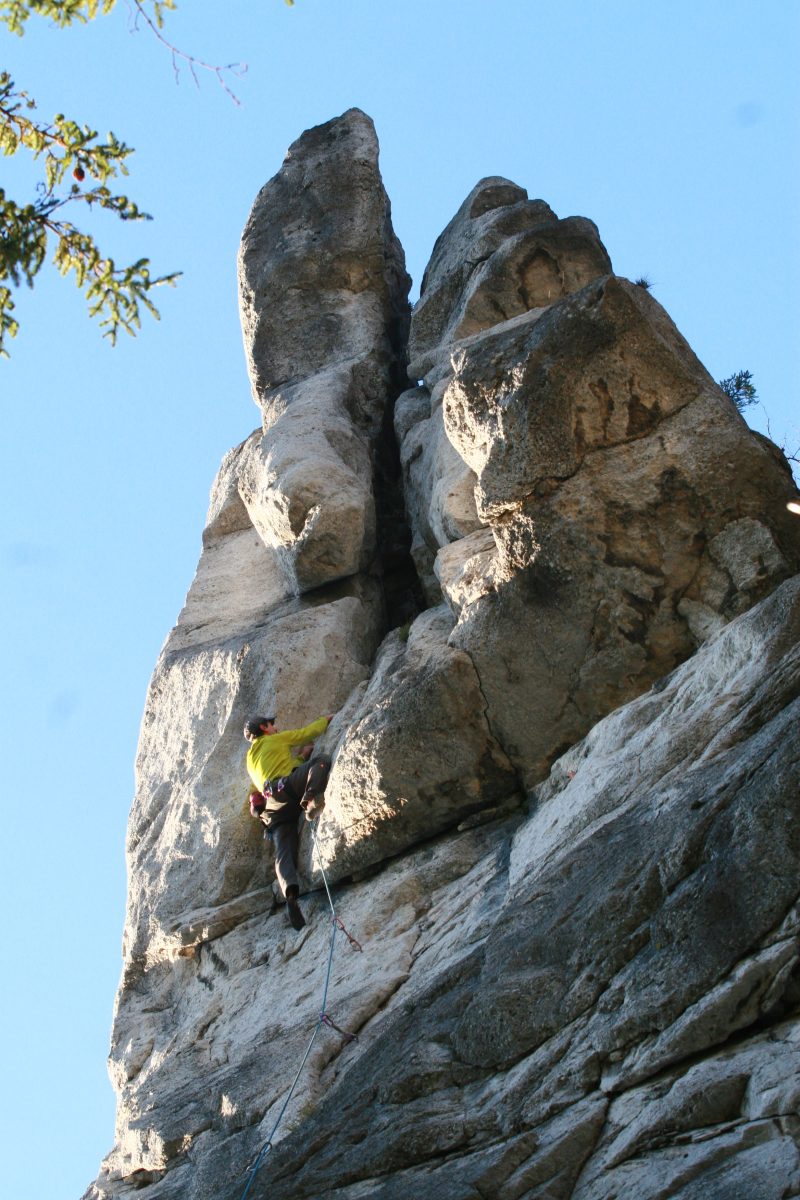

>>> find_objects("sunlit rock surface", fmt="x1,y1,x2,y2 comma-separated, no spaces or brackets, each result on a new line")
434,275,799,786
407,176,611,379
85,113,800,1200
237,108,410,593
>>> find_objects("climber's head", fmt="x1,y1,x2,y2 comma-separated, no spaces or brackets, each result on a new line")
244,716,276,741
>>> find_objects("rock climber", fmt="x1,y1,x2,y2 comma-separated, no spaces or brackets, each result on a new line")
244,713,332,931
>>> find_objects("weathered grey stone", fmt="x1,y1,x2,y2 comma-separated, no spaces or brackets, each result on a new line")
677,596,727,643
86,118,800,1200
434,526,496,613
88,821,514,1199
437,276,800,786
443,276,732,518
304,605,521,886
709,515,789,592
573,1025,800,1199
95,576,798,1200
236,373,377,591
289,578,799,1200
236,110,410,593
87,560,800,1200
599,938,799,1093
124,585,383,969
408,176,610,378
399,403,481,568
239,108,410,418
170,435,290,654
394,377,484,610
393,385,430,445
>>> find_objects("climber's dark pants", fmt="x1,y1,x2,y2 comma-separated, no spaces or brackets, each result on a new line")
267,756,331,897
283,755,331,806
272,822,300,897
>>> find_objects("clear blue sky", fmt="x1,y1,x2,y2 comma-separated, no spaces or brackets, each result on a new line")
1,3,798,1196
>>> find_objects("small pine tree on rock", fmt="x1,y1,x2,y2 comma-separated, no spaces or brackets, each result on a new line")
719,370,757,412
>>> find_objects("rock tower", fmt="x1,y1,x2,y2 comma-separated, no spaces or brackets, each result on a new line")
85,110,800,1200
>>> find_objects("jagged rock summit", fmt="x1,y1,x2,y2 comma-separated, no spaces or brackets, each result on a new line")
235,107,411,595
85,111,800,1200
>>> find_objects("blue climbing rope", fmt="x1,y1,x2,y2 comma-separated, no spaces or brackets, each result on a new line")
239,821,358,1200
239,1014,325,1200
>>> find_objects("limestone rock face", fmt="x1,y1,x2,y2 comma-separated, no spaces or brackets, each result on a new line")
395,385,481,604
399,185,798,791
235,382,377,592
239,108,409,413
434,275,800,786
396,182,611,649
407,176,611,379
115,108,414,990
85,118,800,1200
88,578,800,1200
304,605,520,886
125,585,383,968
236,109,411,592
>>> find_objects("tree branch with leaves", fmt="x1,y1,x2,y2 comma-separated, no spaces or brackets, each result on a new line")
0,66,181,354
0,0,295,357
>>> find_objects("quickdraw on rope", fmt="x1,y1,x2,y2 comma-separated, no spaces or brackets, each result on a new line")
239,819,360,1200
335,915,363,952
320,1012,358,1043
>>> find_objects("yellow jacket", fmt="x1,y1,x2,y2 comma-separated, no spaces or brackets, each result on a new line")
246,716,330,791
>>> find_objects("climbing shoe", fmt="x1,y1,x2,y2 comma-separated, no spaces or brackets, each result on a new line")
285,885,306,931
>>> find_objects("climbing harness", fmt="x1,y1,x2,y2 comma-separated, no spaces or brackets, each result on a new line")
239,821,361,1200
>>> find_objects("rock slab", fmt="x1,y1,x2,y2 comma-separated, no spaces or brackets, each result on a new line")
86,578,800,1200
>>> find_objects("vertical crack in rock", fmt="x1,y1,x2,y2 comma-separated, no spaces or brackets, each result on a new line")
372,392,427,630
236,107,412,599
85,119,800,1200
454,636,529,810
